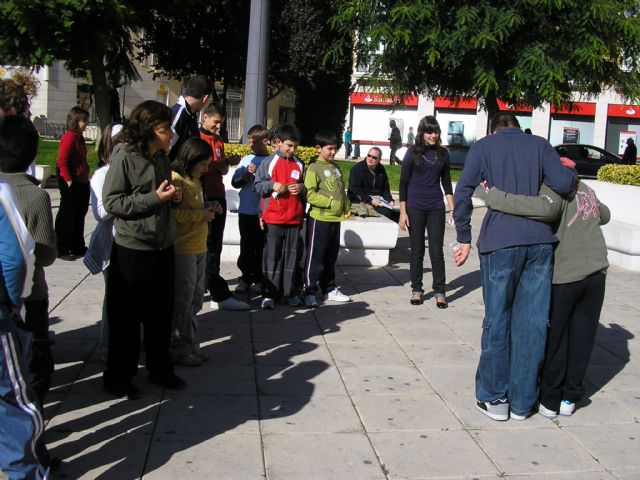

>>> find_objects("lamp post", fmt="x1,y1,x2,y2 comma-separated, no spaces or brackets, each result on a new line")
243,0,270,140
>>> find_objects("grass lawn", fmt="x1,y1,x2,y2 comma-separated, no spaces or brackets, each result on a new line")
37,139,99,173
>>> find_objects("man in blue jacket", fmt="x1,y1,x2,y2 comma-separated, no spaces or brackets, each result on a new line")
453,113,577,422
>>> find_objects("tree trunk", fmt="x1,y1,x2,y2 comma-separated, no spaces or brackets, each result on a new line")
89,48,112,131
484,92,499,134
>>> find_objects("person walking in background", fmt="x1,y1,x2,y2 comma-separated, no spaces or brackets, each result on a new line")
622,137,637,165
170,138,218,367
347,147,398,222
406,126,415,146
453,112,577,422
55,106,90,259
103,100,186,397
199,102,248,311
484,158,610,419
232,125,271,294
253,125,306,310
303,130,351,308
168,75,213,160
388,119,402,165
83,123,124,361
343,126,352,159
398,116,454,308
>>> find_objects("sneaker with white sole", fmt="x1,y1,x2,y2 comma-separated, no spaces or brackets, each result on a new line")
216,297,249,310
235,279,250,293
559,400,576,416
476,398,509,421
287,296,302,307
537,403,558,419
510,410,530,421
261,298,274,310
323,288,351,302
304,294,318,308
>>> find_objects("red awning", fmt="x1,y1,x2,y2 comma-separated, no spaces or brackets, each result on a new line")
434,97,478,110
550,102,596,116
497,100,533,112
350,92,418,107
607,104,640,118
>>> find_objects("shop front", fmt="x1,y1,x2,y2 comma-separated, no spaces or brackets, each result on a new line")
549,102,596,146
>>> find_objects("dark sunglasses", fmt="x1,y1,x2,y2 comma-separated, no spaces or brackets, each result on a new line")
366,153,380,160
424,127,440,134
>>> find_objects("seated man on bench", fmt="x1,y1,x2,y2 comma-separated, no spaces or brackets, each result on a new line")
348,147,399,222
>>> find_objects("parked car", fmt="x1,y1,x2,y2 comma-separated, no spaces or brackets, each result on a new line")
553,143,622,178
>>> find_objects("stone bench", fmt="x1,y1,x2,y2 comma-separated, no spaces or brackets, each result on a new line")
583,180,640,271
34,164,52,187
221,211,399,266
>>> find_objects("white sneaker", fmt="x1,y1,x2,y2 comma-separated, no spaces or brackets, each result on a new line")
261,298,274,310
323,288,351,302
537,403,558,419
216,297,249,311
510,410,529,421
559,400,576,416
235,279,250,293
304,294,318,308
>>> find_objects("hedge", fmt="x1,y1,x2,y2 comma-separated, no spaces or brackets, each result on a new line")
225,144,319,165
597,164,640,186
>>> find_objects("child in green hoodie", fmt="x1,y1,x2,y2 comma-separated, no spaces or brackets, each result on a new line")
303,130,351,308
485,157,610,419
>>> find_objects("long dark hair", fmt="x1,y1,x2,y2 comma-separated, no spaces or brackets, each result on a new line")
413,115,446,165
97,123,124,167
171,137,211,178
123,100,172,157
66,106,89,131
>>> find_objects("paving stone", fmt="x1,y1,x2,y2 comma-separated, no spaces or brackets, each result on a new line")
504,472,616,479
260,395,363,434
143,433,264,479
340,365,434,395
418,364,477,396
155,394,259,435
256,363,347,396
263,432,385,480
169,365,257,396
603,388,640,416
472,428,603,475
352,393,462,432
554,390,638,426
368,430,499,479
402,343,479,366
563,424,640,470
328,343,413,368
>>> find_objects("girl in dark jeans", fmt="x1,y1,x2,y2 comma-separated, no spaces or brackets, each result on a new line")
398,116,454,307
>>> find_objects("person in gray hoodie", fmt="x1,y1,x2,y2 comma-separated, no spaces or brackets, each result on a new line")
485,157,609,419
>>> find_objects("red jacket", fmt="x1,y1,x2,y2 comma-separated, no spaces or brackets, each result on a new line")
57,130,89,183
199,128,227,199
254,154,305,225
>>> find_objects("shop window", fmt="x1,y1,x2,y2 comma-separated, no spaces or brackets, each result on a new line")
227,101,241,142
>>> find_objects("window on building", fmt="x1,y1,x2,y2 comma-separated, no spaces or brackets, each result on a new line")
226,101,241,142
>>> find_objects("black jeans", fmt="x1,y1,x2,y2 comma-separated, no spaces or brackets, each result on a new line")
304,218,340,294
206,197,232,302
24,299,53,408
55,178,90,255
407,208,446,295
540,272,606,410
237,214,265,285
104,243,175,388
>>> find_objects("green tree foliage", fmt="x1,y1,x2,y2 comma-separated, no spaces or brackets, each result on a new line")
329,0,640,121
273,0,353,145
0,0,156,129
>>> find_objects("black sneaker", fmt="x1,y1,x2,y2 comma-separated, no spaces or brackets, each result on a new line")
149,373,187,390
476,398,509,421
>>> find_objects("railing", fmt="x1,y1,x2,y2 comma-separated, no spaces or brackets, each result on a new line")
39,119,98,142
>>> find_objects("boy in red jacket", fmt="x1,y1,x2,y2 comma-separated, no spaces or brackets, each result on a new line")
253,125,305,309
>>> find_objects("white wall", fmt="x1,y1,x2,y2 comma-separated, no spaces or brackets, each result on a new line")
549,118,595,145
351,105,419,159
434,110,477,146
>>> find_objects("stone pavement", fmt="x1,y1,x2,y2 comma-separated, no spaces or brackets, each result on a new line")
12,189,640,479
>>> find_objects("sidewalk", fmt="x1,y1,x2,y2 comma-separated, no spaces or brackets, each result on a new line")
20,190,640,479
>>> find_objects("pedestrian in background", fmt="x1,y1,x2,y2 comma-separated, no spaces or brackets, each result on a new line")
343,126,352,159
55,106,90,259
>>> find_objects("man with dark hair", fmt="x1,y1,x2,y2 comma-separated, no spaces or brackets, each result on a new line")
623,137,637,165
169,75,213,159
388,120,402,165
453,112,577,422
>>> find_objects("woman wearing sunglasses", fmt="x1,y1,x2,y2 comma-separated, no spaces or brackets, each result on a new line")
399,116,454,307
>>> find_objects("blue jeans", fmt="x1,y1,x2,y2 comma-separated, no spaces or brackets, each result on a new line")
0,307,47,479
476,244,553,416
